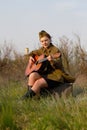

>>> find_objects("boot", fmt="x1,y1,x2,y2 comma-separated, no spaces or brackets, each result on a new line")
21,87,36,100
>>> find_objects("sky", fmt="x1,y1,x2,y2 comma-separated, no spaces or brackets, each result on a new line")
0,0,87,54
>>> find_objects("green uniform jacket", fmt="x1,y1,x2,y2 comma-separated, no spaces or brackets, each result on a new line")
28,43,75,83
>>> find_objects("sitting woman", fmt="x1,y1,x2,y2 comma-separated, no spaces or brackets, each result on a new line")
22,30,75,99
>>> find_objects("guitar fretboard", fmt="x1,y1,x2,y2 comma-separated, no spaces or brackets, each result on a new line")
36,57,48,64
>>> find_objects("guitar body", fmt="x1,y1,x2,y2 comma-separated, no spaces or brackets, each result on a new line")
25,52,60,77
25,54,45,77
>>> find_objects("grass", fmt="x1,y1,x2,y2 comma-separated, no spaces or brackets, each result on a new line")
0,80,87,130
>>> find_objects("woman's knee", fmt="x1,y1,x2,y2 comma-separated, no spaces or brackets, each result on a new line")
29,72,41,80
34,78,48,88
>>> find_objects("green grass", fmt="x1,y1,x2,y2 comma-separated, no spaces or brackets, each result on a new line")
0,81,87,130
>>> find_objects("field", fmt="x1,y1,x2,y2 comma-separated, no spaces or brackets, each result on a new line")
0,80,87,130
0,36,87,130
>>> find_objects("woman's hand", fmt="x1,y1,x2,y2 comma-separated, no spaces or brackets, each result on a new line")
29,56,35,64
47,53,61,61
47,55,53,61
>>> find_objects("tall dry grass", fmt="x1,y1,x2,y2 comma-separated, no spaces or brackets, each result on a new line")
0,35,87,81
59,35,87,75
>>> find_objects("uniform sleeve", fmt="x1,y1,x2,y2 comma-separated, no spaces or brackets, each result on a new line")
50,47,64,70
50,57,63,69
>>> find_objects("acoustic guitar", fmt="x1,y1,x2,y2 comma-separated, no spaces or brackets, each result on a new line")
25,53,60,77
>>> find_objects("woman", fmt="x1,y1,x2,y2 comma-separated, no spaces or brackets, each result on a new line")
22,30,75,99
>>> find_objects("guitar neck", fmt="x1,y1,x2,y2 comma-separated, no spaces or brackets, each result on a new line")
35,53,60,65
36,57,48,64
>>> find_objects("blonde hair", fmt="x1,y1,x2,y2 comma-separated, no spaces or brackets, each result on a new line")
39,30,51,39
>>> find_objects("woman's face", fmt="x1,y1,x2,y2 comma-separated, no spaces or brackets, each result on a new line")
40,36,51,48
